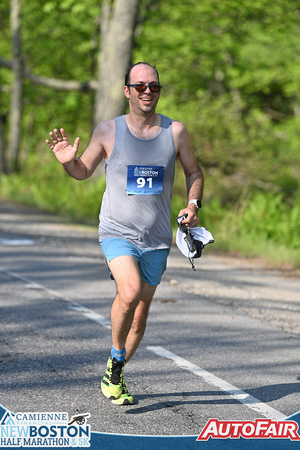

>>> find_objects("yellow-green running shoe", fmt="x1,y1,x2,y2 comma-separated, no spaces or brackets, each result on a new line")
111,373,134,405
101,357,124,400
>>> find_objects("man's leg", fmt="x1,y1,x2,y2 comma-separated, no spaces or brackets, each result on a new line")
109,255,143,352
101,255,143,404
100,241,168,404
125,281,157,363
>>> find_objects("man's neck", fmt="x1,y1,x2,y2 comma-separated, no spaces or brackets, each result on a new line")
125,113,161,139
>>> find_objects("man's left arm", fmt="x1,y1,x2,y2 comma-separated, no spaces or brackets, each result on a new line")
173,120,204,228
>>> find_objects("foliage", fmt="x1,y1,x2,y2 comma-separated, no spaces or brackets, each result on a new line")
134,0,300,265
2,166,300,268
0,155,105,221
241,193,300,249
210,192,300,249
1,0,300,266
134,0,300,205
204,195,300,267
0,0,100,158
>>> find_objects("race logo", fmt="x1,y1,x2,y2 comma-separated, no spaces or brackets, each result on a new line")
197,419,300,441
0,410,91,447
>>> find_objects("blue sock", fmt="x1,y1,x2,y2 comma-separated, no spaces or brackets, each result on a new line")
111,345,126,362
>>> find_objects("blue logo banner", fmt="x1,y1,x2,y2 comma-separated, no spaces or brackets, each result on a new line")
126,165,164,195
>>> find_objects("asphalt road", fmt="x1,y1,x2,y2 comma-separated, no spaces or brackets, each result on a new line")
1,201,300,437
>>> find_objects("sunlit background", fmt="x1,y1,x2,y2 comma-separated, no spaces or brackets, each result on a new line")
0,0,299,266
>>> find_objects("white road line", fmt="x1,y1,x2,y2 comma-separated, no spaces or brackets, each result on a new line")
68,303,111,329
1,268,66,299
1,268,111,330
147,345,286,421
2,267,287,420
0,238,35,246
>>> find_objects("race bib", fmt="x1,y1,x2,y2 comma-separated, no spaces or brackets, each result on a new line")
126,165,164,195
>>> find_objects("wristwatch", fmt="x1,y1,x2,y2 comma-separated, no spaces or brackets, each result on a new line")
188,199,202,210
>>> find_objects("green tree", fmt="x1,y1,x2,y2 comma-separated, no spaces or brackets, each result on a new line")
134,0,300,203
1,0,300,260
0,0,140,173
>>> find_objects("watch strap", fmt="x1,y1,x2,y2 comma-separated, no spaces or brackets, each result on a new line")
188,199,202,210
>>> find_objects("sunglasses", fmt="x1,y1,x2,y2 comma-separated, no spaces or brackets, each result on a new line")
127,83,163,93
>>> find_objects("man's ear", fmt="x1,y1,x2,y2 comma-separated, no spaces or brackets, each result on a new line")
124,85,130,99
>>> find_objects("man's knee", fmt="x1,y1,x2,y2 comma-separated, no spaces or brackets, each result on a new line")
117,282,142,311
108,255,143,310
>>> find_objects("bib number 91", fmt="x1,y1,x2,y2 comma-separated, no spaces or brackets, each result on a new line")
136,177,153,189
126,165,164,195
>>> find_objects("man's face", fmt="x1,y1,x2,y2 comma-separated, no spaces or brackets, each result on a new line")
124,64,160,115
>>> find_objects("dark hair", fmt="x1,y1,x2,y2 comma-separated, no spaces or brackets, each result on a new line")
125,61,160,86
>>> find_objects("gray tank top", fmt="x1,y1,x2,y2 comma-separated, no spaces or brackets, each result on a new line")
98,114,176,249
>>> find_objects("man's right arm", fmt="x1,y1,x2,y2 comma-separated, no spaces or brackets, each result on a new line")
46,120,114,180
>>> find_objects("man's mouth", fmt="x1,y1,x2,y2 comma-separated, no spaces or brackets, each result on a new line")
141,97,153,104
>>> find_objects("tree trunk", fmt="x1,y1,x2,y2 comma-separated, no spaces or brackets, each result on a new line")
1,0,140,174
8,0,22,173
0,117,5,175
0,77,5,174
94,0,139,128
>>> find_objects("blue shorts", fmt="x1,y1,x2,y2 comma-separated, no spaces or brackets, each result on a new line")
100,238,170,286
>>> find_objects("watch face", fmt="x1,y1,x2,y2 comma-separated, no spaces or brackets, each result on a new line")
189,199,202,209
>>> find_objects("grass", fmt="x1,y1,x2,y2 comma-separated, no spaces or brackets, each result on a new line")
1,161,300,269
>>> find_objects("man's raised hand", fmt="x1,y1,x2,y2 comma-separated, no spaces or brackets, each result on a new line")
46,128,80,165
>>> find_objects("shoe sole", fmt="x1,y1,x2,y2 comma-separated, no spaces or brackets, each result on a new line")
101,382,122,400
111,397,134,405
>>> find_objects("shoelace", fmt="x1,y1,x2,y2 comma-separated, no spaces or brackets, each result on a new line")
110,358,124,384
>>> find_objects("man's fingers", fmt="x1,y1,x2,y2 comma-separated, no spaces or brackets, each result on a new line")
60,128,69,141
53,128,63,141
47,129,69,148
45,139,54,149
46,129,79,161
73,137,80,152
178,208,199,228
48,131,58,144
47,129,64,145
191,217,200,228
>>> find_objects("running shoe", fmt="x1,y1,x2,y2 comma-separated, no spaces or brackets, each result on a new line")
101,357,124,400
111,373,134,405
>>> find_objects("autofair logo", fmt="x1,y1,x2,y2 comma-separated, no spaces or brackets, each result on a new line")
197,419,300,441
0,411,91,447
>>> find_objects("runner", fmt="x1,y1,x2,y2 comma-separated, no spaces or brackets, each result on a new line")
46,61,204,405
